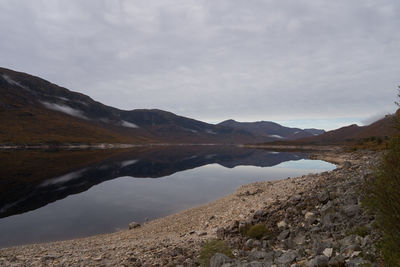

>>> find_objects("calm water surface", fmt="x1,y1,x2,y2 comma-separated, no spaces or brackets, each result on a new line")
0,146,335,247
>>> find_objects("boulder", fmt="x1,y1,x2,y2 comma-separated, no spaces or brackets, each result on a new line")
253,209,267,219
277,230,290,241
328,255,345,267
277,220,287,228
320,201,335,216
307,255,329,267
290,194,302,204
247,251,274,262
210,253,232,267
128,222,141,229
342,205,361,218
318,191,329,204
322,248,333,258
275,250,297,265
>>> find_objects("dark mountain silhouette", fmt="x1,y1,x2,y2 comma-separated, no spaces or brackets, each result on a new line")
0,67,273,144
218,119,325,140
0,146,307,218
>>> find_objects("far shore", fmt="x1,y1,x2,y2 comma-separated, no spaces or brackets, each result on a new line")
0,142,226,150
0,142,341,151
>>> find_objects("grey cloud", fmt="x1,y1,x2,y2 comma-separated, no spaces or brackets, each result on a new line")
0,0,399,127
361,111,394,126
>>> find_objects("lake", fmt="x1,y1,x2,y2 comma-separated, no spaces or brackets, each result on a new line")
0,145,335,247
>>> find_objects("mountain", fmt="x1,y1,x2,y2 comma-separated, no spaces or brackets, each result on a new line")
218,119,325,140
0,67,271,144
295,113,398,144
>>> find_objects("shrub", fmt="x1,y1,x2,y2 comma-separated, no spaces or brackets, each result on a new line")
377,137,383,145
362,86,400,266
198,239,233,267
245,224,270,240
362,137,400,266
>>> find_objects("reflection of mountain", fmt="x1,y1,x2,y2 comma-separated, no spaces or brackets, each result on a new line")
0,146,307,218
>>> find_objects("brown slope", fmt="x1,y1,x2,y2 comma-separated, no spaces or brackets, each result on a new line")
351,113,398,139
218,119,325,140
0,106,153,144
0,67,267,145
296,112,398,145
0,69,153,144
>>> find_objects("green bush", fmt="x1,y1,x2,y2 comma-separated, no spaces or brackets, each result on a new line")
363,137,400,265
198,239,233,267
362,88,400,266
245,224,270,240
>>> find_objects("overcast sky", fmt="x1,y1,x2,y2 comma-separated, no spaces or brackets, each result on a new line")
1,0,399,130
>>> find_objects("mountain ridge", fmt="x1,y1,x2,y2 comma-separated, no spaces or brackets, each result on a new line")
218,119,325,140
0,67,329,145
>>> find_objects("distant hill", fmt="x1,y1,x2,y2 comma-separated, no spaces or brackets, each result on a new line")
218,119,325,140
295,113,398,144
0,67,273,144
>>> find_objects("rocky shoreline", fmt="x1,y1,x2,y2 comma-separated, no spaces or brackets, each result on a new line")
0,150,381,266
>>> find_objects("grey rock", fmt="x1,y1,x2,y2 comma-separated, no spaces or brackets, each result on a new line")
320,213,333,227
292,233,306,245
238,262,267,267
277,220,287,228
307,255,329,267
246,239,255,248
275,250,297,265
328,255,345,267
318,191,329,204
346,257,365,267
329,190,338,200
296,247,306,258
277,230,290,241
342,245,361,257
322,248,333,258
342,194,358,205
248,251,274,262
254,209,267,219
210,253,232,267
339,235,357,247
342,205,361,218
361,235,371,247
304,212,315,221
290,194,302,203
273,250,283,258
253,240,262,248
320,201,335,216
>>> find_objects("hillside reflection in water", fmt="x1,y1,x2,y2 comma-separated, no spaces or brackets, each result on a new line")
0,145,335,247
